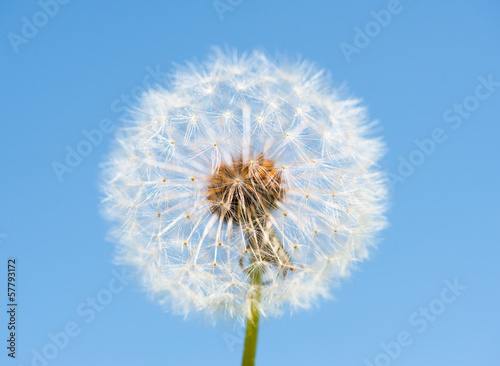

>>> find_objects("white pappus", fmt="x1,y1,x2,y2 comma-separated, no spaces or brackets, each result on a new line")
100,48,388,322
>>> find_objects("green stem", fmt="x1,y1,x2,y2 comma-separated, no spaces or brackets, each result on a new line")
241,266,262,366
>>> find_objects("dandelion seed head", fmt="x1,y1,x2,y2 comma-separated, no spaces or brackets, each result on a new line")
207,154,284,224
101,48,387,322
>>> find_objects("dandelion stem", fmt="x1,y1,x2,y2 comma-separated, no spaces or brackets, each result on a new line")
241,264,262,366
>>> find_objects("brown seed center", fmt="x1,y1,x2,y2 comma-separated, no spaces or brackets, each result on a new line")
207,154,284,223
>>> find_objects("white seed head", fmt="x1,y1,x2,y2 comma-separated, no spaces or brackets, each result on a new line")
101,48,387,322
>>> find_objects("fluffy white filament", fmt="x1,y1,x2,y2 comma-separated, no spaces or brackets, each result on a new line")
101,49,387,322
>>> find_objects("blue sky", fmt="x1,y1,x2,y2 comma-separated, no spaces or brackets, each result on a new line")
1,1,499,365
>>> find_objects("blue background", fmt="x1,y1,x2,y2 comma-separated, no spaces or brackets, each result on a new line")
1,1,499,365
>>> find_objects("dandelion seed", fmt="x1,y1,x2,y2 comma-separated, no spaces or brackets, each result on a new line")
101,48,387,325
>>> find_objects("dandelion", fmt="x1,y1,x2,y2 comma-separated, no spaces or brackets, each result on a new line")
101,48,387,365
